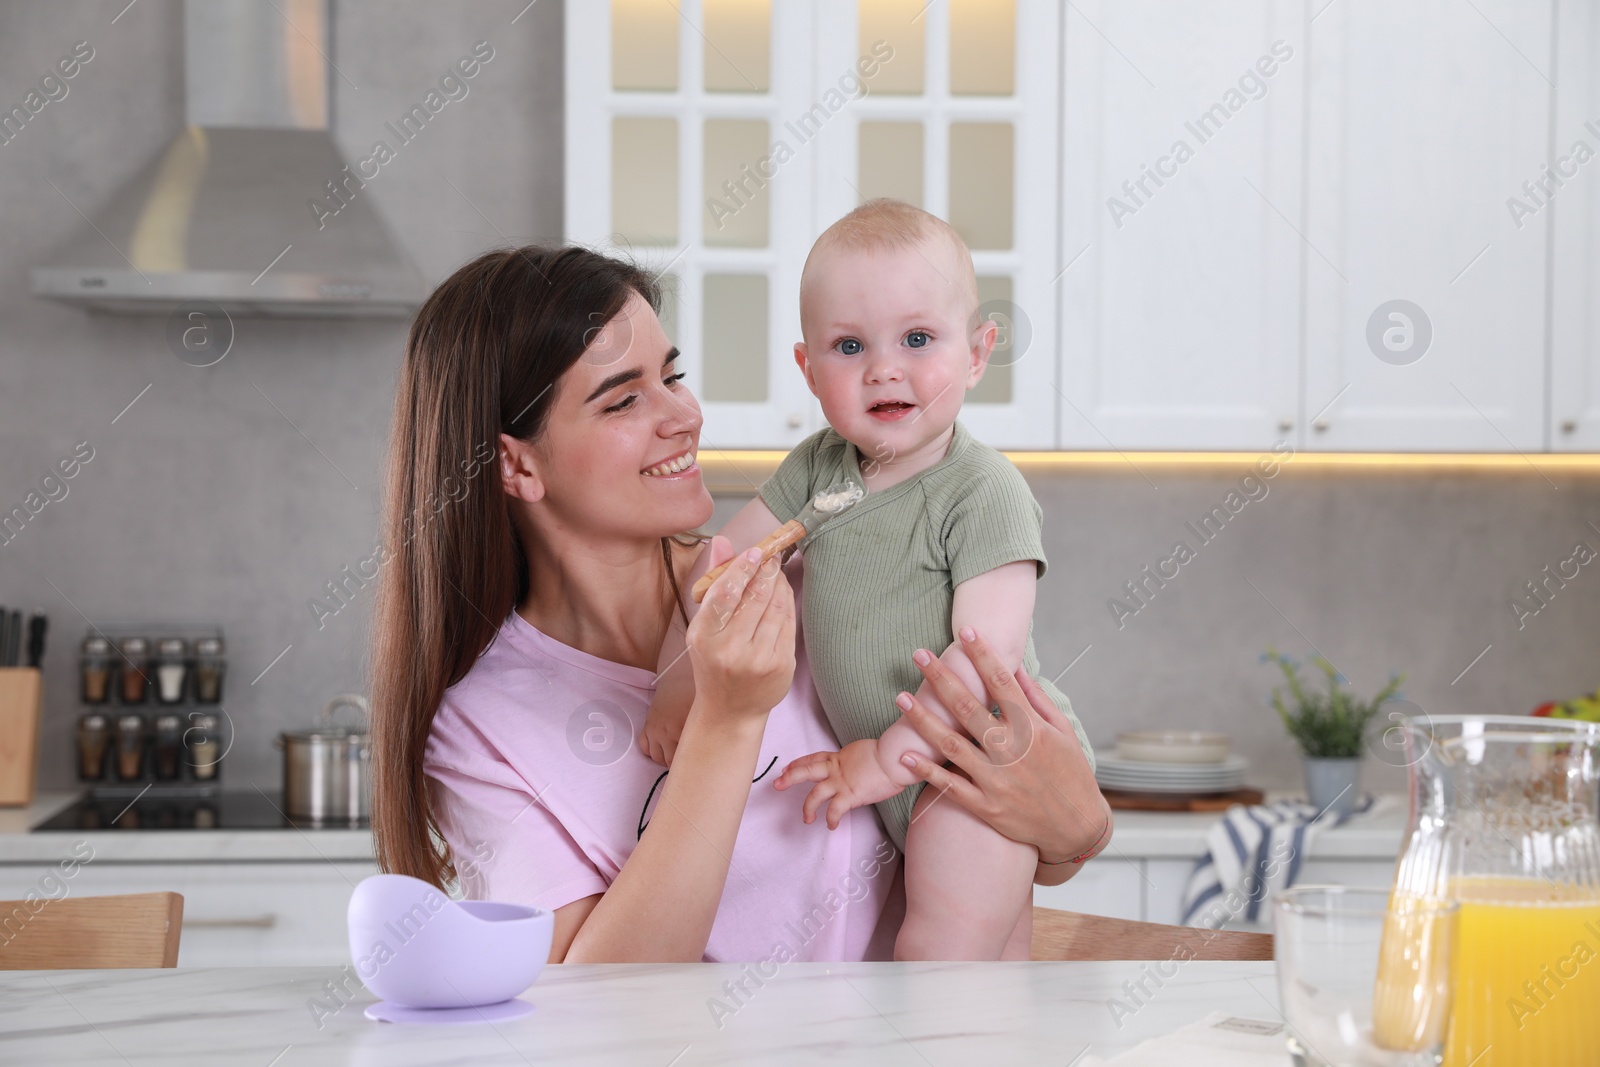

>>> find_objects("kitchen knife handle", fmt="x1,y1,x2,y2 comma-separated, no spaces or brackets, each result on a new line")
690,520,807,604
27,615,47,669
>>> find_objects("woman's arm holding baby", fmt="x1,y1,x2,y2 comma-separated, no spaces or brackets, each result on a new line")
775,561,1038,825
894,631,1112,887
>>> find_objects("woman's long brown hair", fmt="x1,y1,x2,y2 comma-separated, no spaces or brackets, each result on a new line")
371,245,696,888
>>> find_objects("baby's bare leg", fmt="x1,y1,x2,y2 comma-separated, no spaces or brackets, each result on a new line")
999,901,1032,960
894,781,1036,961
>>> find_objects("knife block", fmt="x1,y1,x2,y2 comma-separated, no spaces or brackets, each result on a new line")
0,667,42,807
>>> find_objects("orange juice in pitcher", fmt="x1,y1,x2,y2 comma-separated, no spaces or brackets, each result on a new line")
1446,879,1600,1067
1382,716,1600,1067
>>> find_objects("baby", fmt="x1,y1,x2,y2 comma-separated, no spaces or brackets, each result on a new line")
641,198,1095,960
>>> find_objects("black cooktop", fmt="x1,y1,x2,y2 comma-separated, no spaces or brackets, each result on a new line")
32,791,369,832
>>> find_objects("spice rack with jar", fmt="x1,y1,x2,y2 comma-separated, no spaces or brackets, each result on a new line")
76,625,229,799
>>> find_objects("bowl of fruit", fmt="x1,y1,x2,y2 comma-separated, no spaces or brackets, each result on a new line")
1530,688,1600,723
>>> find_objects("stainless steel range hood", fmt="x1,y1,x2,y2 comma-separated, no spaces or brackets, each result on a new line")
31,0,425,317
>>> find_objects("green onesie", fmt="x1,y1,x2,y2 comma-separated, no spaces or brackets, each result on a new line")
760,420,1096,853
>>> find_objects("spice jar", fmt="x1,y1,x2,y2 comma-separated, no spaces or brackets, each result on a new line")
80,636,113,704
153,713,182,780
155,638,189,704
115,713,146,781
117,637,151,704
193,636,225,703
76,713,110,780
186,712,221,780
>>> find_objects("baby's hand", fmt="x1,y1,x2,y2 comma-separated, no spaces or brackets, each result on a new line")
639,662,694,766
774,739,902,829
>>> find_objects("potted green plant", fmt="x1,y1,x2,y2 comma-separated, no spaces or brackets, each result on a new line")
1262,650,1403,817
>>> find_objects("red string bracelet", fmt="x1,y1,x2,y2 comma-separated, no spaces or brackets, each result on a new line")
1039,814,1110,865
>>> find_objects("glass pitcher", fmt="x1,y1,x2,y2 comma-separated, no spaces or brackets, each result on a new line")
1379,714,1600,1067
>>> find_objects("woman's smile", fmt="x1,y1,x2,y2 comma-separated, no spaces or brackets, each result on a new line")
642,448,700,478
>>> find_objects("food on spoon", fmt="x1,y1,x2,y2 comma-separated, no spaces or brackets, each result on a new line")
690,481,864,603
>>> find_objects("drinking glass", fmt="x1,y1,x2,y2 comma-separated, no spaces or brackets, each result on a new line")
1274,885,1457,1067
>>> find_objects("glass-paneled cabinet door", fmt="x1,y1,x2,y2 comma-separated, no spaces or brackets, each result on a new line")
567,0,820,449
812,0,1062,449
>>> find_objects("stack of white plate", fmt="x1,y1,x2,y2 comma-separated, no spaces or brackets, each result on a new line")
1096,731,1247,794
1094,754,1249,794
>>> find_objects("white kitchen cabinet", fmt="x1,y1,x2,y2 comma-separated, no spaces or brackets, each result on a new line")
1140,859,1198,927
1036,856,1401,928
1059,0,1571,454
1293,858,1395,890
0,862,377,967
572,2,1587,456
1058,0,1305,452
1301,0,1552,451
1032,851,1147,923
1034,848,1403,930
1552,0,1600,452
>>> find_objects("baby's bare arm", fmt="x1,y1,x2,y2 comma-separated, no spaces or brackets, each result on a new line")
872,560,1039,786
640,496,788,765
717,496,786,558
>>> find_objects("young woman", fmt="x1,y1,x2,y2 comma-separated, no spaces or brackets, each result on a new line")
369,245,1111,963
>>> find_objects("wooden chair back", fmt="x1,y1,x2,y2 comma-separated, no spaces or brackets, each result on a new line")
0,891,184,969
1031,906,1273,961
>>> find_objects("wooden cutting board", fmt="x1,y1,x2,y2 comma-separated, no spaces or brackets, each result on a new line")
1101,786,1264,812
0,668,42,806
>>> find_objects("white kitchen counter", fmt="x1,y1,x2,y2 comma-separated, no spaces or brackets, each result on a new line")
0,791,374,863
1,791,1405,866
1100,792,1408,860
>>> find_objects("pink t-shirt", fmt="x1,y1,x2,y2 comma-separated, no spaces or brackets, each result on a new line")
424,561,900,963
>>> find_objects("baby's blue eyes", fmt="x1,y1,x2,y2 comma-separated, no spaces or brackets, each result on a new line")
834,332,931,354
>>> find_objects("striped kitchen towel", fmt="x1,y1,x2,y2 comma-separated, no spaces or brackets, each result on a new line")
1180,795,1375,929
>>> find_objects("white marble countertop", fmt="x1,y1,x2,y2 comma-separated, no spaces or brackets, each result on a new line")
0,790,1405,866
0,792,375,864
0,961,1285,1065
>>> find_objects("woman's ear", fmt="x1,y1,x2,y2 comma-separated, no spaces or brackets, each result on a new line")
499,432,546,504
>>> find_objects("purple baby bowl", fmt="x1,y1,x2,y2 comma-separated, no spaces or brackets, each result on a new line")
347,873,553,1013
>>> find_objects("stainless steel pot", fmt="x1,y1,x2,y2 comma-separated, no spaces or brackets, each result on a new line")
276,693,370,824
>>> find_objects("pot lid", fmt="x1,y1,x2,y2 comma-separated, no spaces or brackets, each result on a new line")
282,692,371,742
